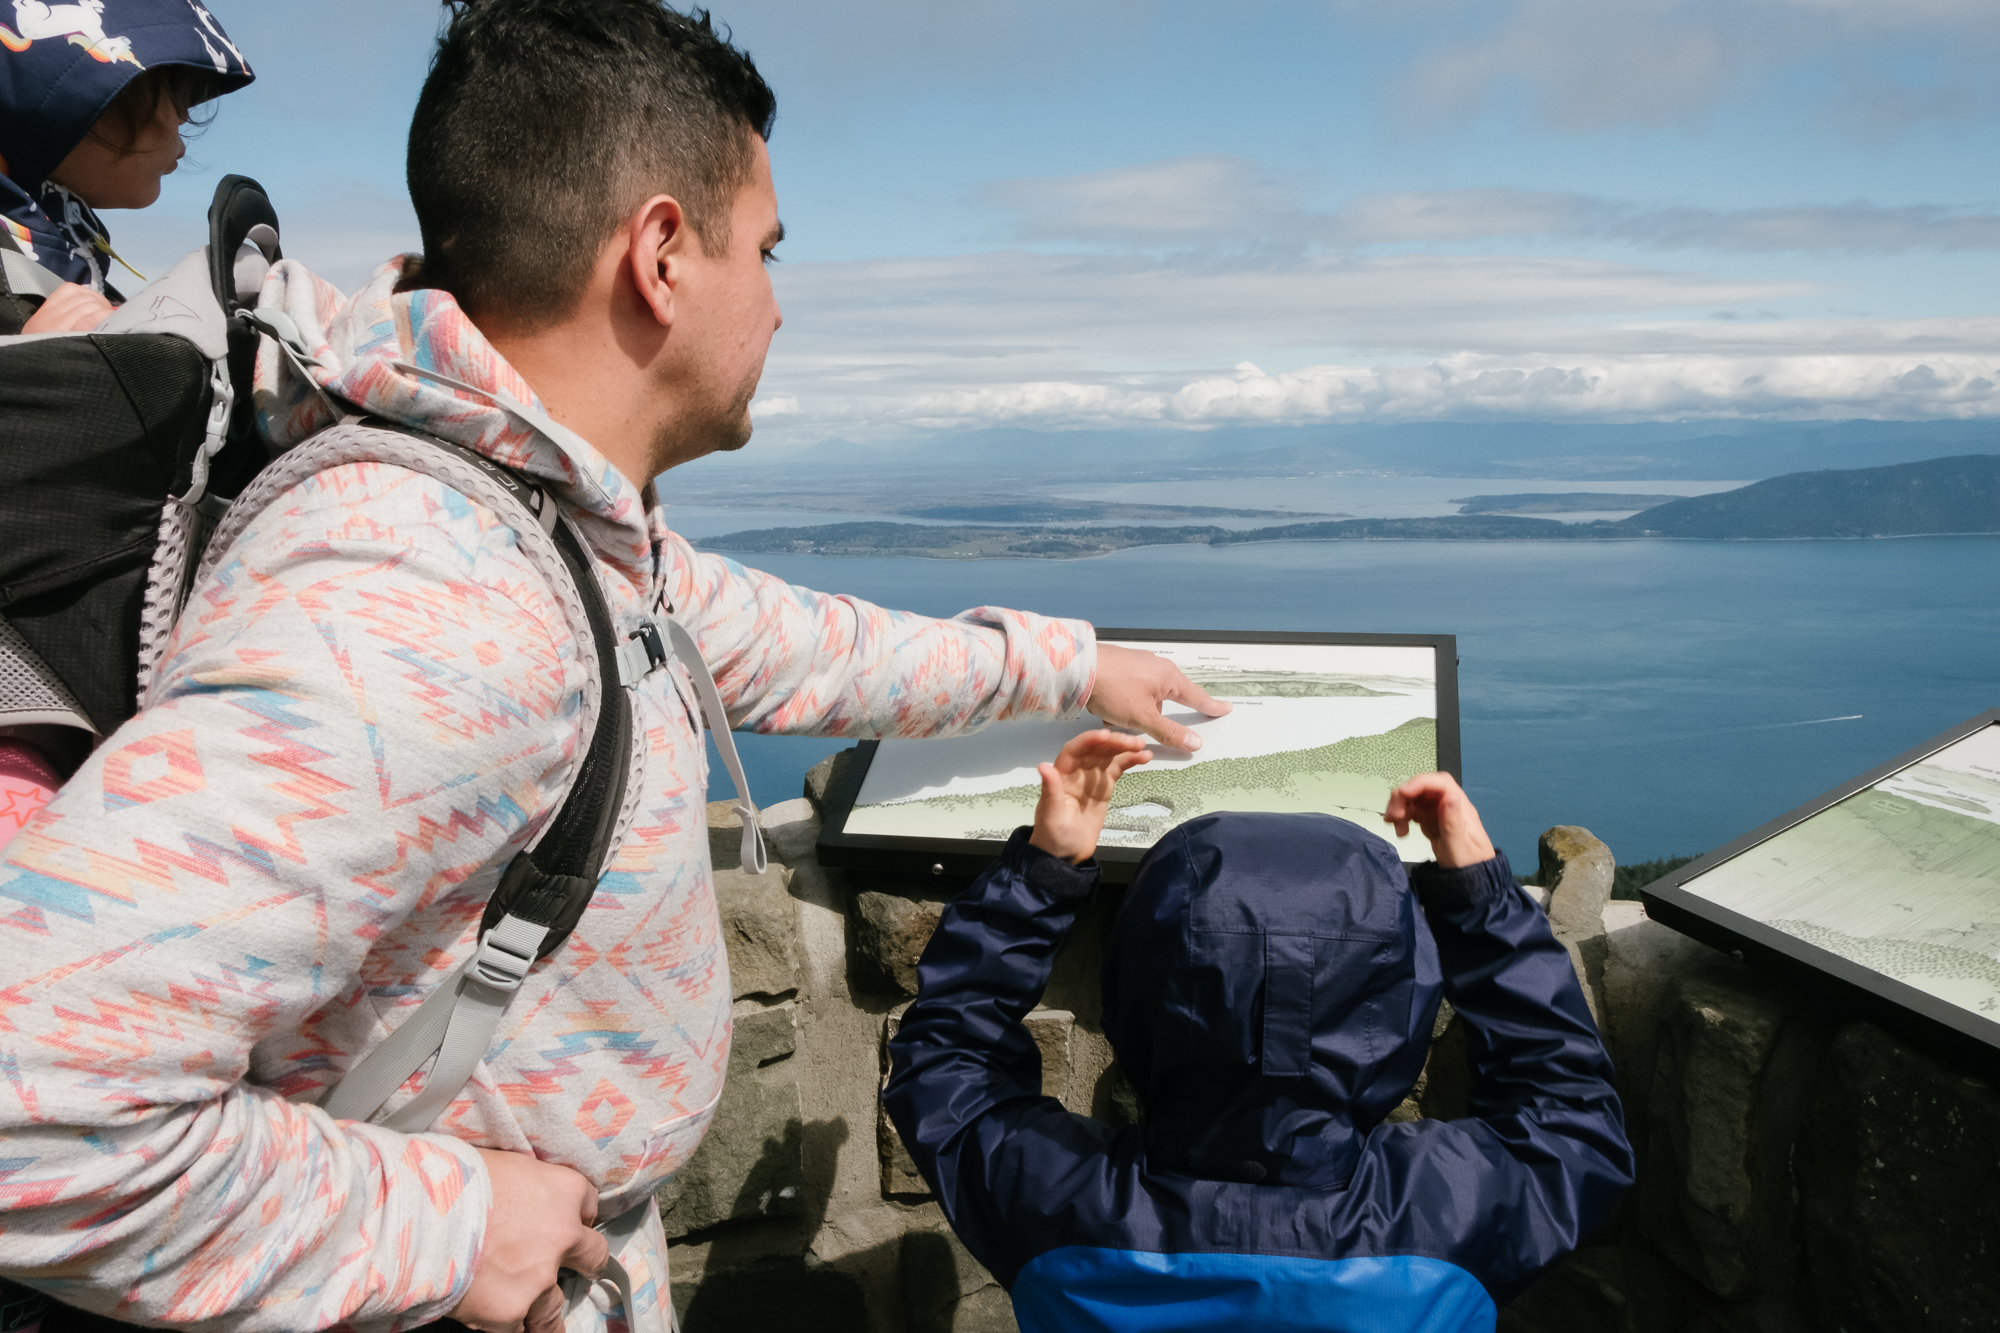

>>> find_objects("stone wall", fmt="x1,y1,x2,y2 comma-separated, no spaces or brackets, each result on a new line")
662,751,2000,1332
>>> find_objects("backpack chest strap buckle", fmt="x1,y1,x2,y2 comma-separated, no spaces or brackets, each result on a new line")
614,618,671,688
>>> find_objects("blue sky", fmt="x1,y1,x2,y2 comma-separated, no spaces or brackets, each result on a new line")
120,0,2000,443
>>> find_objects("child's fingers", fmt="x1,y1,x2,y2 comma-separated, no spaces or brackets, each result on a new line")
1109,749,1153,778
1394,772,1463,805
1090,731,1152,758
1056,728,1151,773
1382,788,1421,839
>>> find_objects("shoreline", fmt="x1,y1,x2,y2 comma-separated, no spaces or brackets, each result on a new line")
695,528,2000,561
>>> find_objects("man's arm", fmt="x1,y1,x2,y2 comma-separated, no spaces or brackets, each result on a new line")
666,537,1228,749
1365,775,1634,1297
0,465,594,1331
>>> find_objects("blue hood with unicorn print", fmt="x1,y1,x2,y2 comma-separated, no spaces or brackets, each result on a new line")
0,1,251,288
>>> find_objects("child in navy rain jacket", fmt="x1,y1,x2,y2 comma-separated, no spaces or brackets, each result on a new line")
884,731,1635,1333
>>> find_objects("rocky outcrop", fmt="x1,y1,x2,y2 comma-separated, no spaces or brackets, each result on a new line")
1795,1023,2000,1333
662,753,1999,1333
853,892,946,997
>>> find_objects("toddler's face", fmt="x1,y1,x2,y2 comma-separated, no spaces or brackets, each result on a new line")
49,93,188,211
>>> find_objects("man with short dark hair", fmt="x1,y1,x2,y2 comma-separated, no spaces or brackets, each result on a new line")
0,6,1225,1333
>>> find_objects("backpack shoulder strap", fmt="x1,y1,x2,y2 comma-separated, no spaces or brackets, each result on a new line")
381,357,766,874
196,419,626,1127
0,240,64,300
198,418,760,1130
0,226,63,336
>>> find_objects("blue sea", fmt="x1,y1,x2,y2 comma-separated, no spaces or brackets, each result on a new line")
697,535,2000,874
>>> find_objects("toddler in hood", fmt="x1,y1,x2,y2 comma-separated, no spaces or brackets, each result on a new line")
0,0,253,334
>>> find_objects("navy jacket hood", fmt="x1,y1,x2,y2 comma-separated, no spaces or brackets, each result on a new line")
0,1,252,191
1103,813,1443,1188
885,819,1635,1329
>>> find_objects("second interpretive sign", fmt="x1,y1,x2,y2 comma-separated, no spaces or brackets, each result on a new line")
1646,709,2000,1067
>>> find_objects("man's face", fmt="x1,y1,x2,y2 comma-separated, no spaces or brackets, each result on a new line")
668,134,784,462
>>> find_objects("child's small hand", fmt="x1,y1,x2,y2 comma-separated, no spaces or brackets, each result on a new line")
1030,730,1153,864
22,283,115,335
1383,772,1496,868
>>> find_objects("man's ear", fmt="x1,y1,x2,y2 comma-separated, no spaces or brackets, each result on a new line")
626,194,689,330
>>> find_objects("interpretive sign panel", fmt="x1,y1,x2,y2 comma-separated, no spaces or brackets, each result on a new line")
817,630,1459,881
1645,710,2000,1067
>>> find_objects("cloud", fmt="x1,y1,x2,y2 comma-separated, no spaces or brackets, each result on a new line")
1606,203,2000,254
1322,189,1605,246
767,248,1816,368
741,246,2000,438
1402,1,1740,132
989,158,2000,256
1369,0,2000,132
981,157,1315,247
1154,353,2000,423
764,350,2000,434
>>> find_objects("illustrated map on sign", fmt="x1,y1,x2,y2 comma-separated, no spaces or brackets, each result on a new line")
1683,723,2000,1021
845,639,1440,861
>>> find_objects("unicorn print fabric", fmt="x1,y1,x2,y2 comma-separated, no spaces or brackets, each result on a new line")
0,1,252,285
0,257,1099,1333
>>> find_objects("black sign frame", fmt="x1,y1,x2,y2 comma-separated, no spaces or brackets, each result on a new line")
1642,709,2000,1074
816,628,1460,885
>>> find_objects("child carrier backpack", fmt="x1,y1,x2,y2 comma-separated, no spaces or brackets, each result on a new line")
0,176,278,770
0,176,766,1132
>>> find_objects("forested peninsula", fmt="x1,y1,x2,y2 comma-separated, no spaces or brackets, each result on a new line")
693,454,2000,559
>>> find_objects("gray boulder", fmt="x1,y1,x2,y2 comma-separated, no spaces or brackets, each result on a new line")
853,890,947,997
1797,1021,2000,1333
658,1003,804,1237
1637,960,1822,1315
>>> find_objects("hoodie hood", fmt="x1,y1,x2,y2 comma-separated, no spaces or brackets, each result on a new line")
1102,812,1443,1188
1,1,253,285
252,256,661,591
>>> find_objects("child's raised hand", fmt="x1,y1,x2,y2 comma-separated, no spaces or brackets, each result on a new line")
1030,729,1153,864
1383,772,1497,868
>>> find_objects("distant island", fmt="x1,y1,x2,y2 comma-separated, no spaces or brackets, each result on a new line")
693,455,2000,559
1609,454,2000,538
1452,492,1686,514
899,500,1336,521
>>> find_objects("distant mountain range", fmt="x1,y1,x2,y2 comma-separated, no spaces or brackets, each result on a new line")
1611,454,2000,538
695,455,2000,558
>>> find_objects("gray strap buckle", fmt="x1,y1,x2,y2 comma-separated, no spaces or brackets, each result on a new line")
1,247,65,301
615,617,671,688
471,926,536,992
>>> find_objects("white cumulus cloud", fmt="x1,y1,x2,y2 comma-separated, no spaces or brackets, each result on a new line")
988,159,2000,256
742,245,2000,440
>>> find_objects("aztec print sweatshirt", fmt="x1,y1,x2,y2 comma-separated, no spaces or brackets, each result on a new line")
0,258,1098,1333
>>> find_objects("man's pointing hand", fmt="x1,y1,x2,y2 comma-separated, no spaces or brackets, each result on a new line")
1085,643,1231,751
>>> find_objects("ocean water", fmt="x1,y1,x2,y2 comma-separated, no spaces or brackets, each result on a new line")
704,535,2000,875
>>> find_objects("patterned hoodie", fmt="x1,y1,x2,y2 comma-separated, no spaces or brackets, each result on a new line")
0,258,1098,1332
